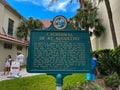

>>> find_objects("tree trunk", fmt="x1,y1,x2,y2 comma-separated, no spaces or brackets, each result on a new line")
24,32,27,41
104,0,117,48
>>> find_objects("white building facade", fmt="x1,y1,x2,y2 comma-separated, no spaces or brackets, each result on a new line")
91,0,120,50
0,0,28,71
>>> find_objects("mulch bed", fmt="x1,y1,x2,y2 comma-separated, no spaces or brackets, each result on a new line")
96,78,112,90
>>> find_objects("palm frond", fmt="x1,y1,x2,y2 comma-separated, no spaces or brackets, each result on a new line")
48,0,58,7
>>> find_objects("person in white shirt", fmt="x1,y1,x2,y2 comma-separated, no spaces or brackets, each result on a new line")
16,51,24,70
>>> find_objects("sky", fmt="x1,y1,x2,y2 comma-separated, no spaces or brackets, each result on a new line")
6,0,80,20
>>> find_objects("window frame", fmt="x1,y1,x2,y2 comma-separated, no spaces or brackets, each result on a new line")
8,18,14,36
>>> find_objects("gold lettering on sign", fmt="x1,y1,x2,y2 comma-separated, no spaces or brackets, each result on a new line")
33,42,86,69
47,32,73,36
45,32,80,41
47,37,54,40
55,37,80,40
39,36,45,40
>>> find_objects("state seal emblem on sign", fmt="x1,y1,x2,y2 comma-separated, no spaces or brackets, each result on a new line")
53,15,67,30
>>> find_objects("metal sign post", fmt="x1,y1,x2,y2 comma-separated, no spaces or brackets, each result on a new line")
56,74,63,90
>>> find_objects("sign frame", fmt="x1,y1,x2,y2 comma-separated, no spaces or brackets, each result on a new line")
27,16,91,74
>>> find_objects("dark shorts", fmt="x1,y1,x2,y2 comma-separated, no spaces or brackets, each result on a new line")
4,67,10,71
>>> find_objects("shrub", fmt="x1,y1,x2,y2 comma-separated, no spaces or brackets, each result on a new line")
93,49,114,75
68,82,104,90
88,82,105,90
92,46,120,76
63,74,86,90
104,72,120,88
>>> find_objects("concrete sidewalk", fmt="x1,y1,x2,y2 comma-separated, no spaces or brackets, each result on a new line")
0,68,42,81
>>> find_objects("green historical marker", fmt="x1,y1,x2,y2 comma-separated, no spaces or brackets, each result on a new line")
27,16,91,89
27,16,91,74
27,15,91,74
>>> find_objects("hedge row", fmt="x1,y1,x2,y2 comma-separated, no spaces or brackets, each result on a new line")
92,45,120,76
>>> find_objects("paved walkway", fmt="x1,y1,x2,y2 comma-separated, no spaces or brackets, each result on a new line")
0,69,42,81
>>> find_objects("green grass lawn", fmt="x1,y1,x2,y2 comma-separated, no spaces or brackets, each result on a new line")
0,74,86,90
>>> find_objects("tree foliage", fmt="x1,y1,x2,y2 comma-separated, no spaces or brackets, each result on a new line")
16,17,44,41
70,0,105,37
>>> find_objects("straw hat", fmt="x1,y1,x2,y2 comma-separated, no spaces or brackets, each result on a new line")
17,51,22,54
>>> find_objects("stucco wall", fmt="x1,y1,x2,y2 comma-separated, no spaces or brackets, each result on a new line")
0,40,27,71
3,7,21,38
0,2,5,34
0,1,27,71
110,0,120,45
92,0,120,50
99,1,114,49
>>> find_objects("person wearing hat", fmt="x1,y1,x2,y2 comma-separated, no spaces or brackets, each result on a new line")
15,51,24,70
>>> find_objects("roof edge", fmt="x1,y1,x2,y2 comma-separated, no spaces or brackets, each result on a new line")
0,34,28,46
